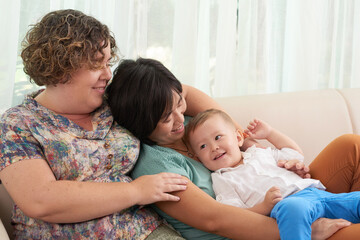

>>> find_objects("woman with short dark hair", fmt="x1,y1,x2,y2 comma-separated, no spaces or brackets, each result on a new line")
107,57,360,240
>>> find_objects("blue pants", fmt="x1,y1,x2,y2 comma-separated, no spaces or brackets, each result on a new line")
270,188,360,240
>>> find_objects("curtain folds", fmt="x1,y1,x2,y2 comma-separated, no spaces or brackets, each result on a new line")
0,0,20,113
0,0,359,112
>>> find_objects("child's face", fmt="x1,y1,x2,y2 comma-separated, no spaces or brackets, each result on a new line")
189,115,243,171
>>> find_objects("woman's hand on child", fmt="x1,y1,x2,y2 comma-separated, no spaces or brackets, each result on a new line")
277,159,311,178
311,218,351,240
131,173,188,205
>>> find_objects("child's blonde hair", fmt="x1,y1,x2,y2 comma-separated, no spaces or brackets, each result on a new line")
185,109,236,144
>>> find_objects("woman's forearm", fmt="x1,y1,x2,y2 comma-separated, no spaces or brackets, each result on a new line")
248,202,273,216
29,181,141,223
156,179,280,240
0,158,186,223
183,84,244,131
0,159,143,223
182,84,223,117
213,204,279,239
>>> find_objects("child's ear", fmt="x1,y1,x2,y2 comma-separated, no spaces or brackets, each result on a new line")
236,129,244,147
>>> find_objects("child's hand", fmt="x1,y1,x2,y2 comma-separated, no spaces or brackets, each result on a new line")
244,118,272,140
263,186,283,212
249,186,282,215
265,186,283,205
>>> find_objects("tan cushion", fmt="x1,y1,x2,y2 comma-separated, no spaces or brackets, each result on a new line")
216,89,356,165
338,88,360,135
0,184,12,239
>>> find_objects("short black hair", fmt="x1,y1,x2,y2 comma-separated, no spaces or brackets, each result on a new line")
106,58,182,145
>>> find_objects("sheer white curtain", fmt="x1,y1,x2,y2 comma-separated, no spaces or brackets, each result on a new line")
0,0,21,113
0,0,359,112
0,0,139,112
232,0,360,97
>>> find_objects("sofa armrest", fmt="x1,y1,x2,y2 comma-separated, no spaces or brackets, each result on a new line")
0,219,10,240
0,183,13,239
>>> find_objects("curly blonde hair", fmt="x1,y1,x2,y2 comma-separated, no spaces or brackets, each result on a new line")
21,9,118,86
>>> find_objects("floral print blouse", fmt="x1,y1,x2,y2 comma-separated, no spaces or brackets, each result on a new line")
0,91,163,239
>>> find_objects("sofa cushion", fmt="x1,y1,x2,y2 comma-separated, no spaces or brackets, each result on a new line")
216,89,354,165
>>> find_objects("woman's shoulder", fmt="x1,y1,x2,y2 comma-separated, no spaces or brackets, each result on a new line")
0,104,32,127
138,144,184,166
141,143,173,155
1,90,44,125
131,144,189,178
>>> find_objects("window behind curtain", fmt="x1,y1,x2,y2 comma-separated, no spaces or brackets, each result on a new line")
1,0,359,113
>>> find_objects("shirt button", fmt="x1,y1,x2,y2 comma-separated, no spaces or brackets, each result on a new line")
105,164,112,170
107,154,114,159
104,142,110,149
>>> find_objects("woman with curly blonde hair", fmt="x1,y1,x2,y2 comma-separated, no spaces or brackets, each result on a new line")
0,9,190,239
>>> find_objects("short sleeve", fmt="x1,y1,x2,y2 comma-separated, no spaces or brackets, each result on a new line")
0,112,44,171
272,147,304,163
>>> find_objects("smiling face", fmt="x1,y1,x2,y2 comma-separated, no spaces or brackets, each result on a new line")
189,114,244,171
148,91,187,146
45,43,113,114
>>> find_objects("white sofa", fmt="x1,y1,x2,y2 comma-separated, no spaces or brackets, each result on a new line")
0,88,359,239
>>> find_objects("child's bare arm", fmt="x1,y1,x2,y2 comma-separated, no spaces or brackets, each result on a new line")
245,119,303,155
248,186,282,216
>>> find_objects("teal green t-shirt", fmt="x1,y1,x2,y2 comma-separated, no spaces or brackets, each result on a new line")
131,142,228,240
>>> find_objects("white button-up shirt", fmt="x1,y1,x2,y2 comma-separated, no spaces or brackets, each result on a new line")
211,146,325,208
